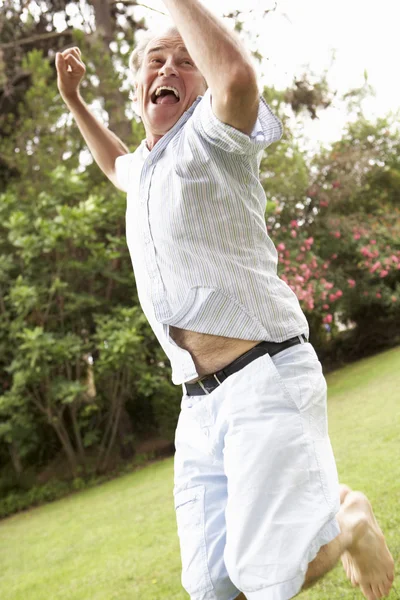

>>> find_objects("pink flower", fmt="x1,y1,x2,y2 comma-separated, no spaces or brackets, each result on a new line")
324,282,334,290
290,220,298,228
323,304,329,310
335,290,343,298
334,231,341,239
380,270,389,278
323,314,333,324
361,247,373,258
370,239,376,245
347,279,356,288
353,233,361,240
329,293,336,302
291,230,297,238
277,243,286,251
331,254,338,260
319,200,329,208
370,261,381,274
376,293,382,299
392,296,397,302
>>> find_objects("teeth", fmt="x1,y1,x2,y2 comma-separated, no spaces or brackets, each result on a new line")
155,86,180,99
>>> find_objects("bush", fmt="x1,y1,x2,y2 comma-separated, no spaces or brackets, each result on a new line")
0,450,161,519
0,480,70,519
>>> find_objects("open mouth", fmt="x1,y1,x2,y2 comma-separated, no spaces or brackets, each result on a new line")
151,87,181,106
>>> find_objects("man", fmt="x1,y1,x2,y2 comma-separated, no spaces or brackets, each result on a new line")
56,1,395,599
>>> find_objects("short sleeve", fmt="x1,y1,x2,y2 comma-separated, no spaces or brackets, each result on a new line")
192,88,283,155
115,154,132,193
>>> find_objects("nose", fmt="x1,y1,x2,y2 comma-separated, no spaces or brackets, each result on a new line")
159,59,179,78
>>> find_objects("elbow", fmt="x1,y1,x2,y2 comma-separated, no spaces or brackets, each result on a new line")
228,62,258,91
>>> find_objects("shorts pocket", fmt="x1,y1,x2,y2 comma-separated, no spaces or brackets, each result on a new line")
263,353,300,412
313,437,340,511
174,485,213,595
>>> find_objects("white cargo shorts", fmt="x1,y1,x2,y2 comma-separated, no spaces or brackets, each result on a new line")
173,342,341,600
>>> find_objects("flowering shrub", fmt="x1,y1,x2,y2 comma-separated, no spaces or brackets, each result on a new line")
266,112,400,347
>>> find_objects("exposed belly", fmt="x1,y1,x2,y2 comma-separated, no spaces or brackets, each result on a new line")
169,326,260,383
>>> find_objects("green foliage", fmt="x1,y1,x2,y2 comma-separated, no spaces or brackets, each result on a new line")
0,480,71,519
0,447,163,519
0,46,175,483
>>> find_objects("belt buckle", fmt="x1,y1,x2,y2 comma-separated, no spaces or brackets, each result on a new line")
198,373,222,395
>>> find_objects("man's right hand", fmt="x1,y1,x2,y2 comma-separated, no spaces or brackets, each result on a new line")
56,47,86,102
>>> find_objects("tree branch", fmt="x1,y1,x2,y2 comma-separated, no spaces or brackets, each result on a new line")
0,29,74,50
109,0,167,15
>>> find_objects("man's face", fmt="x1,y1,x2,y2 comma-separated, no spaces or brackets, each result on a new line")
133,33,207,145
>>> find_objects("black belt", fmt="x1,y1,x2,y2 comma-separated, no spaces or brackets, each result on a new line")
184,334,307,396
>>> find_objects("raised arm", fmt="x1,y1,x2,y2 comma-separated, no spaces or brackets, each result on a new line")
56,47,129,191
162,0,260,136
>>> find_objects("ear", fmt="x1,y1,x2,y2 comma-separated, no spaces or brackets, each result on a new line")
131,81,138,103
131,81,142,118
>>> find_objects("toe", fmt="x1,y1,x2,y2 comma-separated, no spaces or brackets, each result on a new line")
359,583,369,600
372,583,383,599
377,582,388,598
361,583,377,600
350,568,358,587
384,575,394,595
341,554,350,578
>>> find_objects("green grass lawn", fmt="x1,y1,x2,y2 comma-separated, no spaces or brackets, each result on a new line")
1,347,399,600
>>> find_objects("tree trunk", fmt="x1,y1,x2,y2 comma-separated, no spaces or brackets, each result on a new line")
96,374,121,469
99,399,123,471
9,441,23,478
88,0,134,141
117,406,135,460
70,404,87,472
52,418,79,476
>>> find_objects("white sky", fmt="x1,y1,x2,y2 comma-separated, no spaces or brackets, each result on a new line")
132,0,400,149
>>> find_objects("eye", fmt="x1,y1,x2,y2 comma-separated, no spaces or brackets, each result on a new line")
151,59,162,64
183,60,193,65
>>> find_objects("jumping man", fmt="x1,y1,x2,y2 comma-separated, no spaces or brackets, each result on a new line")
56,1,395,598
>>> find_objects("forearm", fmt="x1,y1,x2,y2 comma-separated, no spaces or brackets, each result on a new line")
63,92,129,179
162,0,257,89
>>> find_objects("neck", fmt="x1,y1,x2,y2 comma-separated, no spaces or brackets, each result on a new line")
146,134,164,151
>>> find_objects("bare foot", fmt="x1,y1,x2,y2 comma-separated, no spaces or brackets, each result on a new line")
340,490,395,600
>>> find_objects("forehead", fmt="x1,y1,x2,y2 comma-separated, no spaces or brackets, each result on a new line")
145,34,190,56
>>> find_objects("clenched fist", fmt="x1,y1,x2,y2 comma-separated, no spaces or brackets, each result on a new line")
56,47,86,101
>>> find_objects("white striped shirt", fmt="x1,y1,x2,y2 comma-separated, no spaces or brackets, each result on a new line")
116,88,309,384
